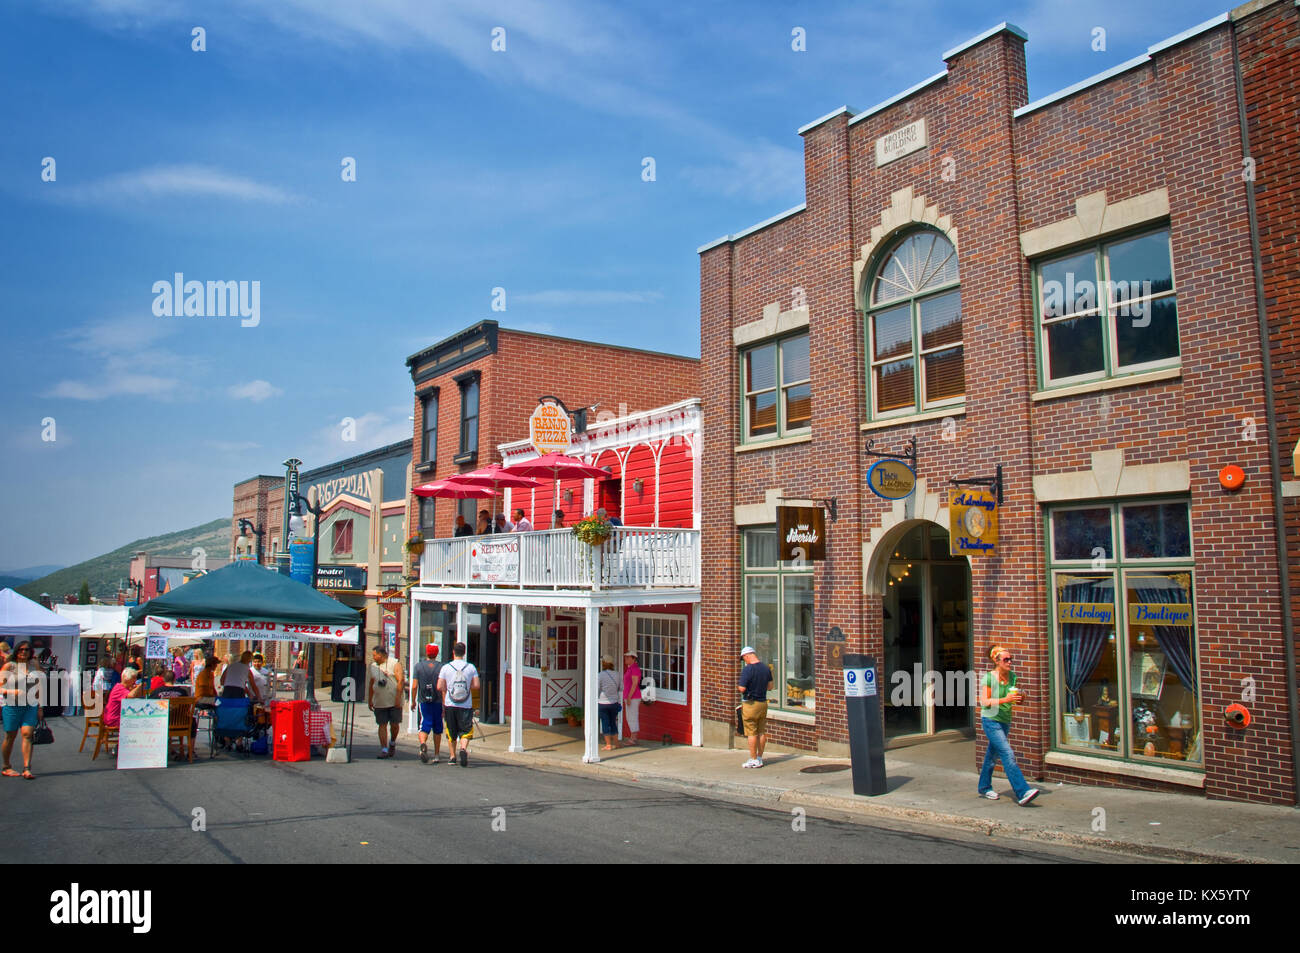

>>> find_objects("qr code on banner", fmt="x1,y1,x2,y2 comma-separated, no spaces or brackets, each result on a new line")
146,636,169,659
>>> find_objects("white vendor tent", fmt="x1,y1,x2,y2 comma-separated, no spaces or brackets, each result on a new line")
0,589,82,715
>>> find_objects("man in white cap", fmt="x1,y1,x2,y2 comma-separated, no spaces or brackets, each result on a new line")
737,646,773,768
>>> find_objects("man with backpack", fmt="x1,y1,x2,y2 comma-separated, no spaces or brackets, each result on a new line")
436,641,479,767
411,643,444,764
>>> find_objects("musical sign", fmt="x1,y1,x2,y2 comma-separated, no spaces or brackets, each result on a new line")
316,565,367,591
777,505,826,562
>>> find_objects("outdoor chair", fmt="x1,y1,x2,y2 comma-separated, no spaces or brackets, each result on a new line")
91,721,119,760
211,697,257,757
167,697,197,762
79,710,103,753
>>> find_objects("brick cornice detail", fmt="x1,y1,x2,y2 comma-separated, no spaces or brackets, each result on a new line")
853,186,958,310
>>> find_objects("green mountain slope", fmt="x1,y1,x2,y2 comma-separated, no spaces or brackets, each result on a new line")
15,518,232,603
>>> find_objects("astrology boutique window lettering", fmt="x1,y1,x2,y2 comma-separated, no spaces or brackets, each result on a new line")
1047,500,1199,766
866,229,963,418
740,333,810,442
632,613,686,703
742,527,814,712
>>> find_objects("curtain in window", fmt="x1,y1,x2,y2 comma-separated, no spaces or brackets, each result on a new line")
1134,575,1197,696
1059,577,1112,711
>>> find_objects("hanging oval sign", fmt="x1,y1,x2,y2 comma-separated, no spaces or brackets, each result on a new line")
866,459,917,500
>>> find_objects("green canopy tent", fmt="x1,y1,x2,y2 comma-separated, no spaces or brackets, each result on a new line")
127,561,361,643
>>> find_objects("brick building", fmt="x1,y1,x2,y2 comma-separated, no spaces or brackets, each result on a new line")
406,320,699,539
698,0,1297,804
405,321,699,736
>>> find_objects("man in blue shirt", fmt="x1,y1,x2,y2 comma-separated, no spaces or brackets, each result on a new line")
737,646,773,768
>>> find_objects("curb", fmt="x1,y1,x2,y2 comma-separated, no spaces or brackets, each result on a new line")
480,747,1269,865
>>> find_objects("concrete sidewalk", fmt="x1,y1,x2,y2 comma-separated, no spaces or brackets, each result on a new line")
423,718,1296,864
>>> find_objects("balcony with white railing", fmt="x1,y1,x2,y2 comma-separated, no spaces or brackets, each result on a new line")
419,526,700,591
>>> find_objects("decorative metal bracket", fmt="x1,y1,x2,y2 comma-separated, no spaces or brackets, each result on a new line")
949,464,1004,505
777,496,839,522
865,435,918,469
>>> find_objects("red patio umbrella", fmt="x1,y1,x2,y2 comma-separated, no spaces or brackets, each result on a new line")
502,452,610,523
454,464,543,525
412,478,494,499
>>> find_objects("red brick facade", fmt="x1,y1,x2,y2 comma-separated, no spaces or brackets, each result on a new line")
408,322,699,540
699,2,1298,804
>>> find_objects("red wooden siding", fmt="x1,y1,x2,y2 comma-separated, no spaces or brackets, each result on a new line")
622,445,656,525
657,439,694,527
504,672,547,725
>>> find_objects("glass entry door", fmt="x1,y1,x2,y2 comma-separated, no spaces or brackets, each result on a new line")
882,524,972,740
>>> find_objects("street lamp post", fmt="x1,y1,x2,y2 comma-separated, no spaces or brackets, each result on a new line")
291,492,323,705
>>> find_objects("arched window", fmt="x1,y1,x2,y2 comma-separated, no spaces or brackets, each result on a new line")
866,230,964,417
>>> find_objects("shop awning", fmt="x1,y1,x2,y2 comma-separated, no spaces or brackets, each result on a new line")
127,562,361,644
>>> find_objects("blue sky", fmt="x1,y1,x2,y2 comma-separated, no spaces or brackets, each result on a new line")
0,0,1229,570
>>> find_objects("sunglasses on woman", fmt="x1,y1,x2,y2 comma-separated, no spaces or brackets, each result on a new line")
998,655,1012,662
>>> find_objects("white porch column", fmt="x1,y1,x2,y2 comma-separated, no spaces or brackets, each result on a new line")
456,602,468,653
509,603,524,752
691,602,703,746
582,604,600,763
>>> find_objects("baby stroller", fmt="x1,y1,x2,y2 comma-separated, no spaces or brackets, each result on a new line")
210,697,264,757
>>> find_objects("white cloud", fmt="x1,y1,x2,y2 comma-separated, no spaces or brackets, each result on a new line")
512,290,664,307
52,165,301,207
229,380,284,402
680,141,805,203
49,372,178,400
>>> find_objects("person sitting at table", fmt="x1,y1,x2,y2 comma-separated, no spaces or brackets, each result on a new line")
149,670,190,699
103,667,145,730
249,653,271,700
220,650,261,703
552,509,566,528
512,508,533,533
494,513,514,533
597,507,623,527
476,509,493,535
149,663,168,694
193,654,219,707
453,514,473,537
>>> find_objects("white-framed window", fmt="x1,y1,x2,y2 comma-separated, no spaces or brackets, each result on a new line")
739,332,811,442
865,230,963,418
1035,227,1179,387
630,612,687,703
521,608,544,672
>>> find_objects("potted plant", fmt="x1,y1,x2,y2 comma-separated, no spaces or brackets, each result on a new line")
404,532,425,555
571,513,613,547
561,705,583,727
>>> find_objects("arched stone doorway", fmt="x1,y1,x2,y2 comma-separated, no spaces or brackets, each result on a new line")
870,519,974,742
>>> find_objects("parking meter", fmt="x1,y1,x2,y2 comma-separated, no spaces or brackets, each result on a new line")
842,653,887,796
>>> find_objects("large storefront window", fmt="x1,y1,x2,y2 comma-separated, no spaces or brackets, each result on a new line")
742,528,814,712
1048,501,1200,766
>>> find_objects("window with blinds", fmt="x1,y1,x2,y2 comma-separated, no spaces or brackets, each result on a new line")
866,230,964,417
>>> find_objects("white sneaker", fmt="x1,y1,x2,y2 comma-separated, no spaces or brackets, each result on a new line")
1018,788,1040,806
980,790,1000,800
742,758,759,768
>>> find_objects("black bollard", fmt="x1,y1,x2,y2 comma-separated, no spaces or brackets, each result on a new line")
842,653,887,796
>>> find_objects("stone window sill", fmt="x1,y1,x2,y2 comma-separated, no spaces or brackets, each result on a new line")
1044,750,1204,788
860,406,965,432
735,433,813,454
1032,367,1181,402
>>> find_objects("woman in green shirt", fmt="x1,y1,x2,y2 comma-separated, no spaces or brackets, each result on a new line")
977,645,1039,805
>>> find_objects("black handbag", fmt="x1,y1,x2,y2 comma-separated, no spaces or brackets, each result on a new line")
33,720,54,745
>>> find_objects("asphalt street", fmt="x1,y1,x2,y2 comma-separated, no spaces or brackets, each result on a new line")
6,716,1142,864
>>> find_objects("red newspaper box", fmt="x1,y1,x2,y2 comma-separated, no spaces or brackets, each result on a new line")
271,700,311,762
